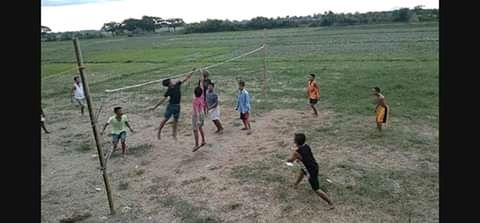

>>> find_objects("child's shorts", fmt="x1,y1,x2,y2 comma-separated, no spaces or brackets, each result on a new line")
209,106,220,121
192,113,205,130
165,104,180,120
309,98,318,105
240,112,250,121
302,168,320,191
75,98,86,107
112,131,127,144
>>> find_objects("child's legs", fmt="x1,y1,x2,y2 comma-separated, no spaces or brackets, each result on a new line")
242,119,248,128
193,129,199,146
158,118,169,132
120,132,127,153
112,135,119,150
172,106,180,138
294,170,305,186
211,108,223,130
314,189,333,206
121,140,126,153
199,127,205,143
376,122,382,131
217,120,224,130
310,99,318,115
310,104,318,114
309,172,333,206
241,112,250,129
213,120,223,131
41,122,49,132
76,99,86,115
172,119,178,138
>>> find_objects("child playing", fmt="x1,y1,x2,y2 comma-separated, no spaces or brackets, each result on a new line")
149,69,195,140
307,73,320,116
101,107,135,157
71,76,86,116
40,107,50,134
206,82,223,133
372,87,389,131
235,80,251,131
286,133,334,209
192,87,206,152
198,69,212,103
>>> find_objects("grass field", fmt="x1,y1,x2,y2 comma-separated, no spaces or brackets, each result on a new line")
41,22,438,222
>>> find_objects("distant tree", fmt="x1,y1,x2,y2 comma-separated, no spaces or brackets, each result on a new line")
409,12,419,22
41,26,52,34
141,16,156,32
414,5,425,11
166,18,185,32
101,22,121,35
98,8,438,35
393,8,411,22
121,18,143,32
151,17,163,32
321,11,335,26
247,17,273,29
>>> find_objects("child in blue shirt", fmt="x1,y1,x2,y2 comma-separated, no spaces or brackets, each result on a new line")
236,80,251,131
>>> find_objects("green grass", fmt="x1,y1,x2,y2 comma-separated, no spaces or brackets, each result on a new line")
42,22,438,222
128,143,154,157
158,195,220,223
231,159,289,185
75,141,93,152
118,181,129,190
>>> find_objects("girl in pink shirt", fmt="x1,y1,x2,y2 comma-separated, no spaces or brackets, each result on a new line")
192,87,206,152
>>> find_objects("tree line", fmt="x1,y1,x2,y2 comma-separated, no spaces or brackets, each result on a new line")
41,6,438,41
100,16,185,35
41,16,185,42
183,7,438,33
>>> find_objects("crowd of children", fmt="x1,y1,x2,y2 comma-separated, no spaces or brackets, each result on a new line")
42,68,392,210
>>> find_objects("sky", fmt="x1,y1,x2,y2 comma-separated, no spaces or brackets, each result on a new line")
41,0,439,32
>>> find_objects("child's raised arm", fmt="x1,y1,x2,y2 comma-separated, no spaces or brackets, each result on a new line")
181,68,196,83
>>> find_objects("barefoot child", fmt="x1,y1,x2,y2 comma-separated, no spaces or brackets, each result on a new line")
372,87,389,131
192,87,206,152
235,80,251,131
149,69,195,140
71,76,86,116
206,82,223,133
307,73,320,116
40,107,50,134
286,133,334,209
101,107,135,157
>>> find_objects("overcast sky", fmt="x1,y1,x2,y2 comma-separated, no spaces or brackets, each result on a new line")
41,0,439,32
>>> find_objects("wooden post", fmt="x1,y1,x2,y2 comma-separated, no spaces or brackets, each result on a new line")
73,38,116,215
262,28,267,98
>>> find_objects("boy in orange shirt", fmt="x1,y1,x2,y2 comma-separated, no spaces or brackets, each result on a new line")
307,73,320,116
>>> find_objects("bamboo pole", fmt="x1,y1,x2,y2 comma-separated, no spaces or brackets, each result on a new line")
73,38,115,215
262,29,267,98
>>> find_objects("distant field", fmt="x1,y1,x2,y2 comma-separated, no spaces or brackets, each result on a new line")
41,22,438,222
